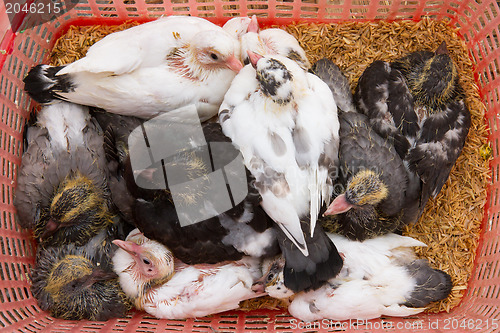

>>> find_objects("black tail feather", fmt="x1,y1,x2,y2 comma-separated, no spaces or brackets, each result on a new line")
277,221,343,293
23,64,73,104
403,259,453,307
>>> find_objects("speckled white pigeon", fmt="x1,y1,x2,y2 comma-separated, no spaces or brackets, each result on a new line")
219,52,342,293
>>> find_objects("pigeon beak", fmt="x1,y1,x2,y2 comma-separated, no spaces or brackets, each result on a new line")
226,55,244,73
113,239,143,256
251,280,266,293
41,218,60,239
81,269,119,289
248,15,259,33
323,194,353,216
247,50,263,68
435,41,448,55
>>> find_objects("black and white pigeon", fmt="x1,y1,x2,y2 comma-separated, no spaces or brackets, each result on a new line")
354,42,471,214
23,16,243,122
97,108,279,265
219,52,343,292
256,233,453,322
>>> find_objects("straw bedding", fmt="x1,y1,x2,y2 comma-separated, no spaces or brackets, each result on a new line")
46,18,490,314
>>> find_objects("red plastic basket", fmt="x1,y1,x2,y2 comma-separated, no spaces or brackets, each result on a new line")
1,0,499,332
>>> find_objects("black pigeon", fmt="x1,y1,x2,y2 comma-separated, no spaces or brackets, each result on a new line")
91,108,143,224
97,111,280,264
321,111,420,240
354,42,471,215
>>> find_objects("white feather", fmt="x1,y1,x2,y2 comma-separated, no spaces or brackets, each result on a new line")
54,16,240,120
219,55,339,256
265,233,428,321
145,260,261,319
58,17,221,76
36,101,89,153
113,230,264,320
222,16,252,40
240,27,310,69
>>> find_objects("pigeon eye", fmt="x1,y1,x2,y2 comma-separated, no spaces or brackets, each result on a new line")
266,273,274,282
142,258,151,265
210,53,219,60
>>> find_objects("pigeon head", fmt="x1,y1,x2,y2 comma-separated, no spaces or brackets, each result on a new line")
324,169,388,215
253,256,294,299
58,266,118,296
30,245,131,321
35,173,113,246
222,15,257,40
253,54,296,105
191,30,243,74
240,23,310,70
112,229,175,298
241,32,264,65
411,42,458,109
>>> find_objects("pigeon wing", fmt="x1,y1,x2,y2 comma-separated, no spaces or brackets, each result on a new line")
405,98,471,204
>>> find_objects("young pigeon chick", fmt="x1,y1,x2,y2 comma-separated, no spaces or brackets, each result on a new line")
219,53,343,292
97,110,279,264
354,42,471,214
310,58,355,113
23,16,243,121
90,108,143,224
14,102,113,246
257,233,452,322
30,243,131,321
321,111,420,240
112,229,265,319
222,16,252,40
240,17,310,69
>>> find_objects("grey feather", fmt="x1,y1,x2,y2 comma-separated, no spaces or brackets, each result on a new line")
310,59,355,113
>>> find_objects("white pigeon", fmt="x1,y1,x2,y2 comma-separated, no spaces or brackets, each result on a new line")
219,52,342,293
222,16,252,40
239,16,310,69
23,16,243,122
257,233,453,322
112,229,265,319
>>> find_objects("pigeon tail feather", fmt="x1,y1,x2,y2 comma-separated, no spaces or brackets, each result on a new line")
277,222,309,257
23,64,74,104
